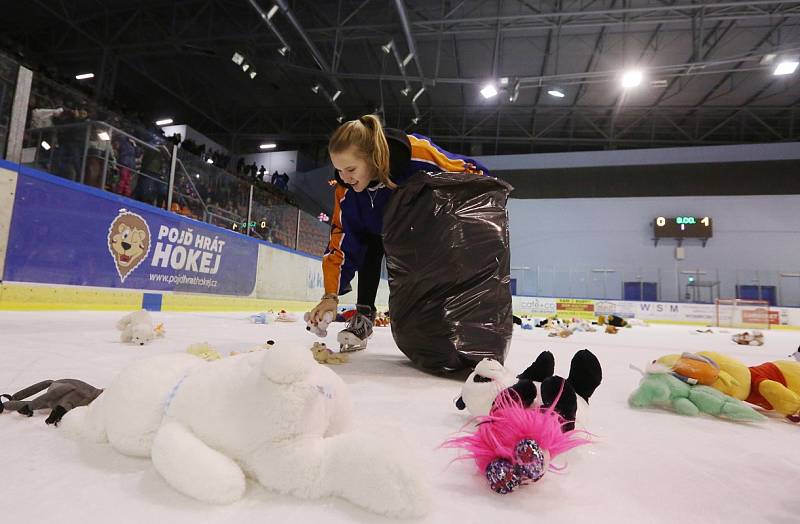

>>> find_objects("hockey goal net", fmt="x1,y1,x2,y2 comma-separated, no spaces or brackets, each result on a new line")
714,299,772,330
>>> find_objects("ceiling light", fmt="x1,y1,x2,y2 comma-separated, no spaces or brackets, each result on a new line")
331,90,341,102
336,115,345,123
260,143,277,150
75,73,94,80
250,71,257,79
381,40,394,54
412,87,426,103
547,89,565,98
621,70,643,88
242,63,250,72
155,118,173,126
499,77,510,86
277,45,289,56
411,117,419,125
650,79,668,88
97,131,111,141
231,52,244,65
311,84,321,94
400,86,411,96
480,83,498,99
195,174,200,179
40,140,51,150
267,4,279,19
206,158,214,164
760,54,776,65
774,59,799,76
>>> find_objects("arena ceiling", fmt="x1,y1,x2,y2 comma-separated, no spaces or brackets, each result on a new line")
3,0,800,155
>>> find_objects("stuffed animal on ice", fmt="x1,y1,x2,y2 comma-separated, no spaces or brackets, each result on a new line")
443,392,591,494
310,342,349,365
60,342,426,517
732,330,764,346
628,356,766,422
305,311,334,337
455,350,602,431
116,309,164,345
655,351,800,422
1,379,103,425
185,342,222,361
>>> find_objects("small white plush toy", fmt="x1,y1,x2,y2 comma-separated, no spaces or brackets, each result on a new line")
116,309,161,346
454,358,517,417
305,311,334,337
60,342,427,517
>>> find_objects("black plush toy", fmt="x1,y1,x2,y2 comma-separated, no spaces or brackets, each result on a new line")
1,379,103,426
455,349,602,431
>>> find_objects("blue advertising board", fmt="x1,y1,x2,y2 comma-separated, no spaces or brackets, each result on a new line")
4,168,258,296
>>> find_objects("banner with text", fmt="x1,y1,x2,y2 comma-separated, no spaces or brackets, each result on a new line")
3,170,258,295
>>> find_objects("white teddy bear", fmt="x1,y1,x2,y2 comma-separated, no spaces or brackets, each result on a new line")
60,343,427,517
304,311,334,337
116,309,161,346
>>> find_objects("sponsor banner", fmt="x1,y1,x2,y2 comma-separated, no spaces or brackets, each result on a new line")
4,171,258,295
594,300,636,318
556,298,595,319
512,296,557,316
632,301,713,323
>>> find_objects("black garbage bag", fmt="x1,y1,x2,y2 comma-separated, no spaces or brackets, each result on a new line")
383,171,514,374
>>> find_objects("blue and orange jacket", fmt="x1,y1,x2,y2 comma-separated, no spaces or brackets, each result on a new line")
323,130,489,295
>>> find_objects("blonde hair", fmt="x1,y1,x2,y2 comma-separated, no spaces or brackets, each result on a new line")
328,114,395,189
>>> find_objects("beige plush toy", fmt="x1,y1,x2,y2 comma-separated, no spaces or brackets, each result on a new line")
231,340,276,357
186,342,222,361
311,342,349,365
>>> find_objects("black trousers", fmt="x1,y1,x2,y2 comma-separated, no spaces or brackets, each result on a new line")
357,233,384,313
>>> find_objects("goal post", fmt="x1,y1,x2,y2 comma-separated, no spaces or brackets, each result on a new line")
714,298,772,330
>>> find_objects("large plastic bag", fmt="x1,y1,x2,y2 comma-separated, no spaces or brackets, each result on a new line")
383,171,514,374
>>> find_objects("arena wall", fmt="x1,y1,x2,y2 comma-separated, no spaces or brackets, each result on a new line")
0,159,388,312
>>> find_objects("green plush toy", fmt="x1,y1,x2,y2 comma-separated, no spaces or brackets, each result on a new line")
629,371,766,422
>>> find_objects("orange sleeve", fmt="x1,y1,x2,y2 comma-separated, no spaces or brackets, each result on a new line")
322,185,347,294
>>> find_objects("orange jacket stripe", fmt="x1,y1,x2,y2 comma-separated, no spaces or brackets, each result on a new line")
322,185,348,294
409,135,477,174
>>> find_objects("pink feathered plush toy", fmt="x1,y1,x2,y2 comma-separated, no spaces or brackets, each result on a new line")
443,391,591,494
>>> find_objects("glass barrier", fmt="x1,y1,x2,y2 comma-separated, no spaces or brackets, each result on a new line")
0,53,18,159
20,116,330,260
511,264,800,307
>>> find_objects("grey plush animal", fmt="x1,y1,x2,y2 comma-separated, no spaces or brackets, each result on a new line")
1,379,103,426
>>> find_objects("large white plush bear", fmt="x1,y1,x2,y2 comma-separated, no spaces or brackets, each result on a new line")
60,343,427,517
116,309,157,345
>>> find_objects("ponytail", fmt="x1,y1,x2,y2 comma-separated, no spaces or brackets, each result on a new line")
329,114,395,189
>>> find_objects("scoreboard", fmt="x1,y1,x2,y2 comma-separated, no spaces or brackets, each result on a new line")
653,216,713,239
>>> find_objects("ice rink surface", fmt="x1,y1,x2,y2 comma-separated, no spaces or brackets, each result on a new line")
1,311,798,524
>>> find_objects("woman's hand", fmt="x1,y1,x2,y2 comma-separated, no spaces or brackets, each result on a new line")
309,296,338,324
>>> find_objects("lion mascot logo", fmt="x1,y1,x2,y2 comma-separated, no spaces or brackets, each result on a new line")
107,210,151,283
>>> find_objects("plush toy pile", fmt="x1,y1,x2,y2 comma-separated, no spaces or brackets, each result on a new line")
630,350,800,422
447,346,601,496
60,342,427,516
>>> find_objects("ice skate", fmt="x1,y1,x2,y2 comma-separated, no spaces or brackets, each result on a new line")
338,305,373,352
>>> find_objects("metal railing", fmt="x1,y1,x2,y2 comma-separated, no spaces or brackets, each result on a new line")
22,120,329,257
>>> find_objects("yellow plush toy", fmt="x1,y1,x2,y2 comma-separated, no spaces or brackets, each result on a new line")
656,351,800,422
186,342,222,361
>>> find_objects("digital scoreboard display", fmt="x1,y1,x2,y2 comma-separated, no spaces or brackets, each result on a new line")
653,216,713,238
